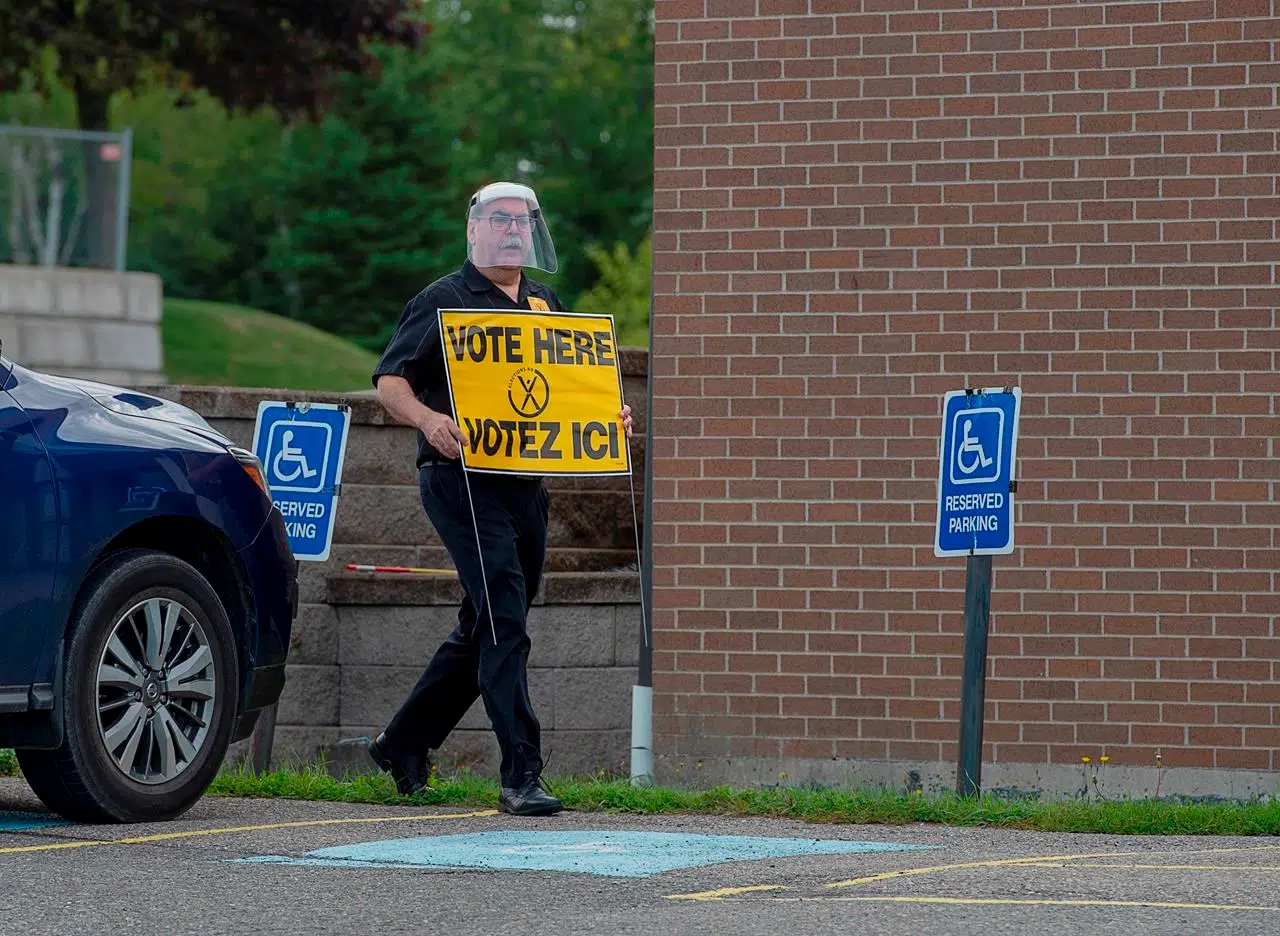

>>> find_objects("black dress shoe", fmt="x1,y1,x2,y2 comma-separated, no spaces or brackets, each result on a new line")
367,732,430,796
499,774,564,816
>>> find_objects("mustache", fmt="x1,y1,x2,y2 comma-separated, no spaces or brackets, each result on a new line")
498,234,524,250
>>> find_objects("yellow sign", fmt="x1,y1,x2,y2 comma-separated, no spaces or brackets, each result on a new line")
438,308,631,476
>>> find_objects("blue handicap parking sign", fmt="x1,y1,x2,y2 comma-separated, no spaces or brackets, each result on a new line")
934,387,1022,558
251,401,351,561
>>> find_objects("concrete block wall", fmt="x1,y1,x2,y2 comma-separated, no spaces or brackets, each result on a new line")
0,263,164,384
268,574,641,778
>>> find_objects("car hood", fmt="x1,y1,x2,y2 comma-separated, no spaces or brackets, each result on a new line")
38,373,233,448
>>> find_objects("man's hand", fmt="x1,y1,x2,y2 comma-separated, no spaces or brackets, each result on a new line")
620,404,634,439
421,411,470,459
375,375,470,459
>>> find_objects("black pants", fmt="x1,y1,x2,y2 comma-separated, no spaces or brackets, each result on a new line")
382,463,549,788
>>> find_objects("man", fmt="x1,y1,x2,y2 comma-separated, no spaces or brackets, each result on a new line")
367,181,633,816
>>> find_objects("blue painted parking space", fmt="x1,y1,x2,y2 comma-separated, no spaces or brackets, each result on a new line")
0,811,67,832
236,830,932,877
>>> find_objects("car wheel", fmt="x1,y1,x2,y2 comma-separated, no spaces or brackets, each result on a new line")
18,549,239,823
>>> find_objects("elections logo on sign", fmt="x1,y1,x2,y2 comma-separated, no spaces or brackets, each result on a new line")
507,368,550,418
439,308,630,476
934,387,1021,558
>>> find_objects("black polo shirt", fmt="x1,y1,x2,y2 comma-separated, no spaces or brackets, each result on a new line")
372,260,566,468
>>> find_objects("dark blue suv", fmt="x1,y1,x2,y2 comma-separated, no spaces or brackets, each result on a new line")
0,348,296,823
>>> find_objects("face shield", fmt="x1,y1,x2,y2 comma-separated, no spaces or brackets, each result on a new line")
466,182,558,275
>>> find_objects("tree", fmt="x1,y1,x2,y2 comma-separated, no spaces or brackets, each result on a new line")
265,0,655,346
0,1,426,266
427,0,654,303
118,85,286,308
266,44,457,348
0,2,427,129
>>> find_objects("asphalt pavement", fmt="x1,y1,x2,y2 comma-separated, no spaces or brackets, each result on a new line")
2,777,1279,936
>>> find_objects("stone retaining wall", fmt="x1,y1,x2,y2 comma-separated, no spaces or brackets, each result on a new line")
0,263,164,384
274,573,641,777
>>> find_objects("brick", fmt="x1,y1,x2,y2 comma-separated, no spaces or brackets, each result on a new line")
648,1,1280,778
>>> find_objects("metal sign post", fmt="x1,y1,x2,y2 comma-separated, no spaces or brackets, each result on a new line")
956,553,994,798
934,387,1022,798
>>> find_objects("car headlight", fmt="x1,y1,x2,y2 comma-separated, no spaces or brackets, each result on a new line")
229,447,271,499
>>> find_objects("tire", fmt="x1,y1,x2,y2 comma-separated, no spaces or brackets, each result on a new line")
17,549,240,823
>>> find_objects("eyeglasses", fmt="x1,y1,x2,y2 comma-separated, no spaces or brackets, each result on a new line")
485,212,533,232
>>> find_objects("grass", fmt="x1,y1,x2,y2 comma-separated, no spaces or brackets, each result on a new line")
209,763,1280,836
161,297,379,391
5,751,1278,834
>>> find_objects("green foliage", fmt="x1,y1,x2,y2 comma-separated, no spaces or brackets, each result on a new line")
427,0,655,305
0,47,75,126
0,1,424,129
0,748,16,777
576,233,651,347
1,0,655,355
118,87,286,308
256,0,655,345
0,2,423,272
0,58,286,285
162,298,379,391
214,761,498,807
265,44,458,349
211,764,1280,836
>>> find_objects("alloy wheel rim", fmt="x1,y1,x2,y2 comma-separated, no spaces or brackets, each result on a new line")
95,596,216,785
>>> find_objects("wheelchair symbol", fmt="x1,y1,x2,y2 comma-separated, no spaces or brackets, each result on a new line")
272,430,317,483
265,420,331,492
949,407,1002,486
955,419,993,475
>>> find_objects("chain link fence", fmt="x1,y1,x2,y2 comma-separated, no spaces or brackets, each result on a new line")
0,124,133,271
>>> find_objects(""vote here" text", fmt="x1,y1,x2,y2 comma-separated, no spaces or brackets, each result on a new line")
446,325,615,366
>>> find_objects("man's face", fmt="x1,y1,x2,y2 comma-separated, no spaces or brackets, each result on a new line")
468,197,534,268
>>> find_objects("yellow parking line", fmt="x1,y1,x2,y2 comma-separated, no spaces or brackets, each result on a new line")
665,885,787,901
667,842,1280,903
825,843,1280,889
825,852,1124,888
666,856,1117,900
775,896,1280,912
0,809,498,856
1023,862,1280,872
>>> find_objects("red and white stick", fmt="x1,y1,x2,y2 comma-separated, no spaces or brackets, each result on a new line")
344,563,456,575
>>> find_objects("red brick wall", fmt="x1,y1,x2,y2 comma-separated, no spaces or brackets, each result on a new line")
650,0,1280,781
